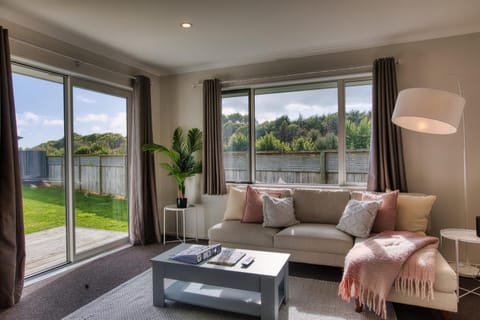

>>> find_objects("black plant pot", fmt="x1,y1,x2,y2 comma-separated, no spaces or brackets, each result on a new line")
177,198,188,208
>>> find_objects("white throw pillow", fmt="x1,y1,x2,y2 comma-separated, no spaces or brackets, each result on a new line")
223,187,246,220
336,199,381,238
262,194,299,228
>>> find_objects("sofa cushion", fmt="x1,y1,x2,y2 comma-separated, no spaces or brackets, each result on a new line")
362,190,399,233
208,221,281,247
262,194,299,228
293,189,351,224
336,199,380,238
274,223,354,255
241,186,282,223
255,187,292,198
396,194,436,235
223,187,246,220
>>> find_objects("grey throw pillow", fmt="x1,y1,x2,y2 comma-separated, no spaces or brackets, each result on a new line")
262,194,299,228
336,199,381,237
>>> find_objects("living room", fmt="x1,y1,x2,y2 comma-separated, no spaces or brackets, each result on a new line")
0,1,479,320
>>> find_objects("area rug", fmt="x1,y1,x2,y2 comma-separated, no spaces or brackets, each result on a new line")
63,269,397,320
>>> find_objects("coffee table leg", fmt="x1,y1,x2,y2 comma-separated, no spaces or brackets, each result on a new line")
152,264,165,307
261,277,278,320
283,263,289,305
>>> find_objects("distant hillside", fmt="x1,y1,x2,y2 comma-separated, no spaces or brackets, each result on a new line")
31,133,126,156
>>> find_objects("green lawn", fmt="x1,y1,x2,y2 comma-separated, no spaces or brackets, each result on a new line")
22,186,128,234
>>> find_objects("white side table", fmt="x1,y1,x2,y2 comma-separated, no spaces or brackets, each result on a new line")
163,205,198,245
440,228,480,300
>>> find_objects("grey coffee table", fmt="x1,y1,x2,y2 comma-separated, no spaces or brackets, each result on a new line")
151,243,290,320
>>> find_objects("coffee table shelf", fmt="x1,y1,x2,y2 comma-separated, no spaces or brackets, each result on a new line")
165,280,263,316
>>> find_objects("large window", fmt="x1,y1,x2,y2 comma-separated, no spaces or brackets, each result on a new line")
222,77,372,186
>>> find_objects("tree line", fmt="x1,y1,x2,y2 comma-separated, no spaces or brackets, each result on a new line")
223,110,371,152
27,132,127,156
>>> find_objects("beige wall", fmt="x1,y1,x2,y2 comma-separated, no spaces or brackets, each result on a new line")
157,33,480,263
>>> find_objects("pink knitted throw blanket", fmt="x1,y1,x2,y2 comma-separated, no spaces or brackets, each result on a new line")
338,231,439,319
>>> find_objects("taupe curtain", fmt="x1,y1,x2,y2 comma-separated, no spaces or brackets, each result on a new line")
203,79,227,195
367,57,407,192
128,75,161,245
0,26,26,308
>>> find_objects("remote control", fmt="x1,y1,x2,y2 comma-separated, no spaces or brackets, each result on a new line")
241,256,255,267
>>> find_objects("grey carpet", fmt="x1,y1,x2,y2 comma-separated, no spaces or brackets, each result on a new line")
64,269,397,320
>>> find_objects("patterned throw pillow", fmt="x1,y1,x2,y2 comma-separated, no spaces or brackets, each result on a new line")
336,199,381,238
262,194,299,228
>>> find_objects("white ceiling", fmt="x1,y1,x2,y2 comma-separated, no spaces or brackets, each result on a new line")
1,0,480,75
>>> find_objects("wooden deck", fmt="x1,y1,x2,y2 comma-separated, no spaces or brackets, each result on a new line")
25,227,127,276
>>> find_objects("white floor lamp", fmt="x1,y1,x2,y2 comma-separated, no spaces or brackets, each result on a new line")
391,87,477,276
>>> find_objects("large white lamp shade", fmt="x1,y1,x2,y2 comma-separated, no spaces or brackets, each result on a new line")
392,88,466,134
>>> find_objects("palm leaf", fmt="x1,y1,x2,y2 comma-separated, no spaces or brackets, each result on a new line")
172,127,184,153
143,143,180,163
187,128,203,153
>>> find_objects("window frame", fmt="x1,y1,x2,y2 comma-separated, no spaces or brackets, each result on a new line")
221,74,372,186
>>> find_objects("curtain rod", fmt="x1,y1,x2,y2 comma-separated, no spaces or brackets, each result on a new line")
192,60,400,88
10,36,138,80
192,64,372,88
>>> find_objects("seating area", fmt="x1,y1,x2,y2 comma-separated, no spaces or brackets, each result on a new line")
209,187,458,314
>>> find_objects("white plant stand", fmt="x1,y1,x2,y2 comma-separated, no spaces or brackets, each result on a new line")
440,228,480,300
163,205,198,244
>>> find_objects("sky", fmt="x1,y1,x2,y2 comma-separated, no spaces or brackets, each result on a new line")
223,84,372,123
13,72,371,149
13,73,127,149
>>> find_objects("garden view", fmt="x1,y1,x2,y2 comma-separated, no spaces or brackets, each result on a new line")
223,110,371,152
21,132,128,235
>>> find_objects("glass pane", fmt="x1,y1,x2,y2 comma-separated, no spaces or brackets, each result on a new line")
72,86,128,254
13,65,67,276
345,80,372,185
255,82,338,184
222,91,250,182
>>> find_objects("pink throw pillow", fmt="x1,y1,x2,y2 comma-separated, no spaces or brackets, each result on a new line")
241,186,281,223
362,190,399,233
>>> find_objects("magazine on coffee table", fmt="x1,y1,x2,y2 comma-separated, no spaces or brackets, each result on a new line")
170,244,222,264
207,248,246,266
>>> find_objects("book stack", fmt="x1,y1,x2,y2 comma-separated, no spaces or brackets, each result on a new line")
170,244,222,264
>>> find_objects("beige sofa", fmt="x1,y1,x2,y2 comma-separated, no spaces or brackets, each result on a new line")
208,188,458,314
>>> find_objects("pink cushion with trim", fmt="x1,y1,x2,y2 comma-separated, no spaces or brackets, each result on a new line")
241,186,281,223
362,190,399,233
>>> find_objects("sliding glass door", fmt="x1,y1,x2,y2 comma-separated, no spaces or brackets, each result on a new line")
13,65,68,276
72,81,129,256
13,64,130,276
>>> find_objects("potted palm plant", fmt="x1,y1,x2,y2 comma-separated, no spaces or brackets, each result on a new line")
143,127,202,208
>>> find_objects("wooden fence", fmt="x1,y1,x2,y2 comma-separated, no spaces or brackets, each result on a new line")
48,155,127,197
19,151,127,198
20,149,369,197
224,150,369,184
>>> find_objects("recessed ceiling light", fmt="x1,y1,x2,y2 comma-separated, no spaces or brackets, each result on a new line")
181,22,192,29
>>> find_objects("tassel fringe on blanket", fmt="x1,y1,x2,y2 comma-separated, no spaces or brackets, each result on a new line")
338,231,438,319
